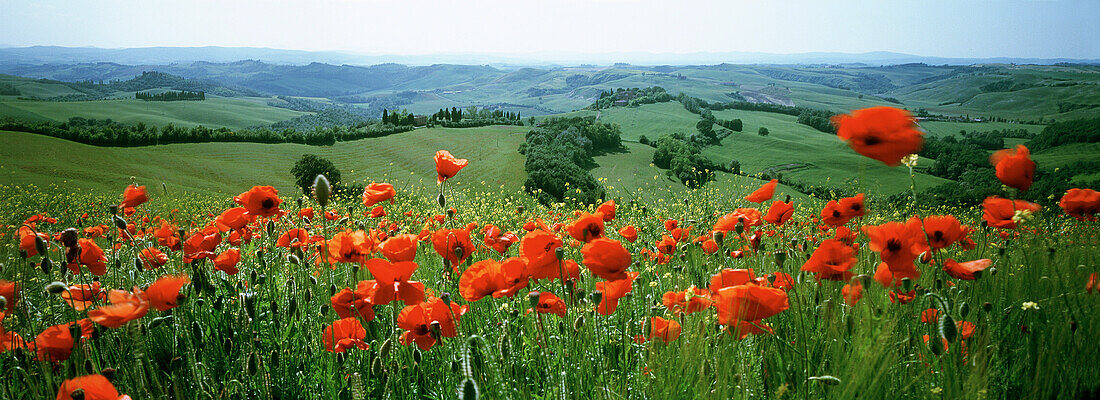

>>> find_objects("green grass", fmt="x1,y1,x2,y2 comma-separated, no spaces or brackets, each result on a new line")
916,121,1045,138
0,97,307,129
0,126,529,198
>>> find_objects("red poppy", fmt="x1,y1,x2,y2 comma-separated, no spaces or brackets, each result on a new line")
873,262,920,288
145,275,190,312
326,230,374,265
990,145,1035,191
662,287,713,315
665,219,679,231
154,220,180,251
618,225,638,243
431,228,475,266
18,226,49,257
380,234,418,262
138,247,169,270
61,283,106,310
745,179,777,203
921,215,966,250
183,225,221,263
801,239,857,281
331,285,376,321
364,258,424,305
655,235,677,255
398,297,468,350
713,285,789,324
0,280,17,312
276,228,311,249
594,272,639,315
435,150,468,183
56,374,132,400
1087,273,1097,294
1059,188,1100,221
581,238,631,281
213,248,241,275
920,308,941,324
35,319,94,362
832,106,924,166
713,208,763,232
889,289,916,304
323,318,369,353
298,208,315,219
763,200,794,226
215,207,251,232
709,268,757,293
649,316,682,343
120,184,148,209
982,197,1041,229
701,239,719,255
943,258,992,280
597,200,616,221
88,289,149,328
362,182,397,207
459,259,505,302
863,217,927,274
566,213,605,242
234,186,282,217
520,230,568,281
482,225,519,255
841,282,863,305
73,238,108,275
532,292,567,318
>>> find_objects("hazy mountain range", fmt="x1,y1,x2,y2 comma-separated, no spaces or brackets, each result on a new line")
1,46,1097,67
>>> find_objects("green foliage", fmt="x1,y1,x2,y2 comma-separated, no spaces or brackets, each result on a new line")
652,135,718,187
1026,117,1100,152
520,116,622,204
717,118,743,132
135,90,205,101
757,127,770,136
291,154,342,196
0,82,19,96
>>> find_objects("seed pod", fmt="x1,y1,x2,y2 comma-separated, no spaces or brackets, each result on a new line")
379,338,393,359
589,290,603,306
461,378,479,400
34,236,48,256
40,257,53,273
313,175,332,207
46,281,68,294
939,313,957,343
774,251,787,267
413,347,423,364
441,292,452,306
958,302,970,318
527,291,540,310
112,215,127,230
437,193,446,208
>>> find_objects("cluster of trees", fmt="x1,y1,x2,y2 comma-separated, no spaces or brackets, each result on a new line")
1057,103,1100,113
590,87,673,109
0,83,19,96
676,94,837,133
1025,117,1100,151
0,116,413,147
429,106,524,128
135,90,205,101
519,117,623,204
381,109,417,126
717,118,743,131
651,133,721,188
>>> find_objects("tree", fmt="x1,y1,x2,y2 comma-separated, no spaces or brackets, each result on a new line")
729,160,741,175
758,127,770,136
291,154,342,196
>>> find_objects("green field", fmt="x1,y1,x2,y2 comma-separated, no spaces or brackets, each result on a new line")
916,120,1045,137
0,126,529,198
0,97,307,129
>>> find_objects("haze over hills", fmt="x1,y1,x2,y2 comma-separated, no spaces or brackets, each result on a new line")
1,46,1098,67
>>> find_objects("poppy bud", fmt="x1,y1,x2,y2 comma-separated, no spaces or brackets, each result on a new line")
774,251,787,267
287,298,298,317
453,245,464,261
437,193,446,208
223,338,233,353
101,367,117,381
46,281,67,294
287,254,301,265
109,205,119,215
461,378,479,400
929,339,943,356
371,356,384,376
71,388,86,400
959,302,970,318
1070,319,1078,333
713,231,724,245
112,215,127,230
380,338,393,359
527,291,540,309
589,290,603,305
313,175,332,207
192,321,204,347
939,313,957,343
336,352,345,364
900,277,914,292
270,350,280,367
516,206,525,214
0,296,6,311
573,315,585,332
40,257,52,273
18,250,28,260
554,247,564,261
248,352,259,375
329,284,338,296
319,304,329,316
148,315,173,330
83,359,94,374
133,258,142,271
441,292,452,306
34,236,47,256
413,347,423,364
982,302,993,312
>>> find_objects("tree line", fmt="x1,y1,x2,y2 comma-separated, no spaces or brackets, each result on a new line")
135,90,205,101
519,116,623,204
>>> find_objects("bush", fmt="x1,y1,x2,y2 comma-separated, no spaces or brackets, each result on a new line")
758,127,770,136
291,154,342,196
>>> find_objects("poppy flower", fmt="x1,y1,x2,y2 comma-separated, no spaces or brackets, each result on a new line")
862,217,927,273
0,280,19,312
982,197,1041,229
215,207,251,232
889,289,917,304
73,238,108,275
138,247,169,270
183,225,221,263
398,297,468,350
362,182,397,207
763,200,794,226
990,145,1035,191
326,230,374,265
212,248,241,275
873,262,920,288
722,319,772,340
331,286,376,321
708,268,757,293
276,228,311,249
88,289,149,328
234,186,282,217
713,284,789,324
61,283,106,310
18,226,49,257
649,316,681,343
431,228,475,266
701,239,719,255
120,185,148,209
520,230,567,281
298,208,315,219
56,374,132,400
35,319,94,362
459,259,506,302
662,287,713,315
594,272,639,315
532,292,567,318
145,275,190,312
745,179,777,203
1059,188,1100,221
801,239,857,281
597,200,616,221
380,234,418,262
920,308,941,324
617,225,638,243
841,282,863,306
943,259,992,280
566,213,605,242
581,238,631,281
832,106,924,166
482,225,519,254
665,219,679,231
713,208,763,233
364,258,424,305
655,235,677,255
323,318,369,353
434,150,468,183
154,221,180,251
921,215,966,250
1087,273,1097,294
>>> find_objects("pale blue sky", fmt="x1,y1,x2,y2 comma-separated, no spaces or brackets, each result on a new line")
1,0,1097,58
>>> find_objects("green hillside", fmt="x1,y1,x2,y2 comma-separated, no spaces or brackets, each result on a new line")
0,97,307,129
